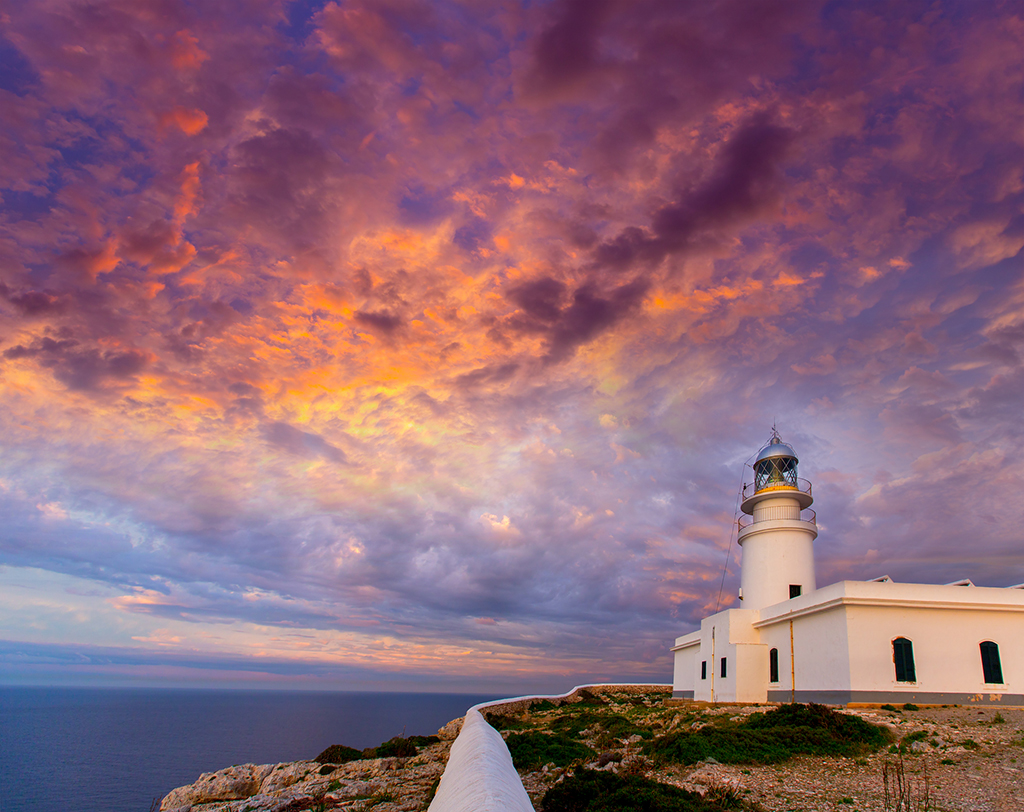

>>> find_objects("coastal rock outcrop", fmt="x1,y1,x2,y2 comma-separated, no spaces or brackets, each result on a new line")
160,763,274,809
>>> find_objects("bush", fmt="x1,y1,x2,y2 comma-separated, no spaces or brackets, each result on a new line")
506,731,595,769
314,744,363,765
551,711,652,741
899,730,927,752
484,712,532,731
902,703,919,711
371,736,418,758
540,769,746,812
880,704,899,712
644,703,891,766
408,735,441,748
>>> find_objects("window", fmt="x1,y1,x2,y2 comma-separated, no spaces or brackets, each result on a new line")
701,661,707,680
720,657,727,679
789,584,802,599
980,641,1003,684
893,637,916,683
769,648,779,683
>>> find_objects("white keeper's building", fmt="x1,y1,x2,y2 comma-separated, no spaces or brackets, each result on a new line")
671,432,1024,706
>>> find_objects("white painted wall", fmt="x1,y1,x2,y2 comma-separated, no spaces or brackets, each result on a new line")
427,709,534,812
672,638,698,695
674,579,1024,704
756,581,1024,700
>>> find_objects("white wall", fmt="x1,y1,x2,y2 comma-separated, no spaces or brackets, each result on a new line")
427,709,535,812
672,641,698,696
755,581,1024,703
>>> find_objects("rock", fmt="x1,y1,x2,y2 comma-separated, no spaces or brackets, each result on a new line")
160,764,274,809
438,716,464,740
325,779,378,800
259,761,319,794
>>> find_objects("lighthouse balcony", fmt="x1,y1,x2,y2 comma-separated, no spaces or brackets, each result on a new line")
738,506,816,531
741,477,813,501
740,477,814,513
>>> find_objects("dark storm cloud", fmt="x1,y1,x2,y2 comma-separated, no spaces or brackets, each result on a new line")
509,277,567,323
595,114,795,270
262,421,347,464
354,309,403,334
528,0,613,93
2,336,148,391
545,278,650,362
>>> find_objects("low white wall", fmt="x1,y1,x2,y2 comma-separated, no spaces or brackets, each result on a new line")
427,709,533,812
428,683,671,812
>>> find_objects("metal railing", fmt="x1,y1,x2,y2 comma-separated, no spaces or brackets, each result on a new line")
742,477,813,500
738,507,816,531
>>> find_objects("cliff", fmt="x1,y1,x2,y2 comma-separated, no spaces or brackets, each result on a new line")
159,687,1024,812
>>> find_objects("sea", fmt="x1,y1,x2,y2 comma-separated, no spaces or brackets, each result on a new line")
0,686,501,812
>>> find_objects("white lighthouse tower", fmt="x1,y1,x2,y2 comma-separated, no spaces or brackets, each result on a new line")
738,430,817,611
672,427,1024,705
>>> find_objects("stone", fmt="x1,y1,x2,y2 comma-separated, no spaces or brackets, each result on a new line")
160,763,274,809
258,761,319,794
437,716,464,740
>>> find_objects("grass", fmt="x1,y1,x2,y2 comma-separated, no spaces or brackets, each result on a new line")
540,769,749,812
506,731,596,769
643,703,892,766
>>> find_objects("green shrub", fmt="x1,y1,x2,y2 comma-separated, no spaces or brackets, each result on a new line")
314,744,363,765
372,736,419,758
899,730,927,752
993,712,1006,724
902,703,919,711
366,790,396,807
408,735,441,748
961,739,978,750
531,699,558,712
484,712,532,731
506,731,595,769
540,769,746,812
644,703,891,766
551,711,652,741
880,704,898,712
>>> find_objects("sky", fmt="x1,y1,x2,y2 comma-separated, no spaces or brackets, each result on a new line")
0,0,1022,694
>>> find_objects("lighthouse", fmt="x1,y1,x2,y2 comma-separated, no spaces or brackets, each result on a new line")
737,430,817,611
673,426,1024,706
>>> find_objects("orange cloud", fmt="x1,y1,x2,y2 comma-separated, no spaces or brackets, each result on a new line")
159,107,209,136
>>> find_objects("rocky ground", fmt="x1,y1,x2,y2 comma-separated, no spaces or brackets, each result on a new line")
159,688,1024,812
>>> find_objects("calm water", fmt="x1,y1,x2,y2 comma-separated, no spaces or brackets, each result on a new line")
0,687,499,812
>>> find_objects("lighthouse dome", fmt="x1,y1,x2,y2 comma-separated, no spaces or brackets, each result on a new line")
755,439,798,464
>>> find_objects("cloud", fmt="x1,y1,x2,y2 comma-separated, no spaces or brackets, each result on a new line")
262,422,347,464
0,0,1023,689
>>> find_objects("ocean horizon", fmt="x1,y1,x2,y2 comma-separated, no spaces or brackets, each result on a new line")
0,685,502,812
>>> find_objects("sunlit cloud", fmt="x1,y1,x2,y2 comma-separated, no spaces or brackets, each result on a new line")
0,0,1022,689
